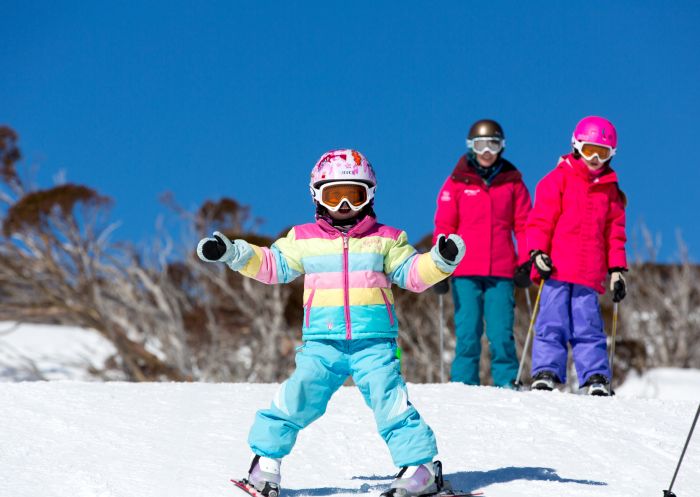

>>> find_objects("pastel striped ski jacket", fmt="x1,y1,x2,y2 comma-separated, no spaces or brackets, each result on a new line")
238,215,452,340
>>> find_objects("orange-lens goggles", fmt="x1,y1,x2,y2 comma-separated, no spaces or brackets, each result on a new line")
580,143,613,160
320,183,368,208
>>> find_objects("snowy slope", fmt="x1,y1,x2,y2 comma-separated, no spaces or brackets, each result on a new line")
1,382,699,497
0,322,116,381
616,368,700,401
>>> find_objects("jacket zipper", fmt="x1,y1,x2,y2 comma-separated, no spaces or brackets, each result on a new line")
342,234,352,339
304,288,316,329
380,288,395,327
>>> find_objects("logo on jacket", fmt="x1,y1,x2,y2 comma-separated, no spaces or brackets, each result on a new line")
464,188,480,196
362,238,384,252
440,191,451,202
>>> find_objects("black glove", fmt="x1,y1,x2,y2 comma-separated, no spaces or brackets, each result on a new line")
530,250,553,280
609,267,627,303
513,261,532,288
201,235,228,261
438,235,459,262
433,279,450,295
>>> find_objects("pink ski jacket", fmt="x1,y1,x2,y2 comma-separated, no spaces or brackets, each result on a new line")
433,156,531,278
527,154,627,293
237,215,452,340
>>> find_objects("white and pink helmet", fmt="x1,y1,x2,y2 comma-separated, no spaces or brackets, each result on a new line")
309,149,377,204
572,116,618,155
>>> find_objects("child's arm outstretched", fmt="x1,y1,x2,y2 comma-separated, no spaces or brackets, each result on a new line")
385,232,465,293
197,229,303,284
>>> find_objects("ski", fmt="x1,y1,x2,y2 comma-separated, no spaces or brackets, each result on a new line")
379,490,484,497
379,461,484,497
230,479,280,497
233,479,483,497
234,464,485,497
435,493,484,497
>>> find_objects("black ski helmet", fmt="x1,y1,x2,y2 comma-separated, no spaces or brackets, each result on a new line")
468,119,505,141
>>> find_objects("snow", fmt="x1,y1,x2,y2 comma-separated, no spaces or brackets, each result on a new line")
1,382,699,497
616,368,700,401
1,323,699,497
0,322,116,381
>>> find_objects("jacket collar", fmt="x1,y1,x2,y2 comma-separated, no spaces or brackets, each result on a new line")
451,155,522,185
316,214,377,237
559,153,618,184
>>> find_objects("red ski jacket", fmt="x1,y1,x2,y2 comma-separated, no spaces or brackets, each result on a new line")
527,154,627,293
433,156,531,278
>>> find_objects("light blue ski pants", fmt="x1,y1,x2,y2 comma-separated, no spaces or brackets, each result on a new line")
248,338,437,467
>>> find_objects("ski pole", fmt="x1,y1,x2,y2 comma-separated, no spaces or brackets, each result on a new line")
439,293,445,383
609,302,619,385
515,281,544,388
663,403,700,497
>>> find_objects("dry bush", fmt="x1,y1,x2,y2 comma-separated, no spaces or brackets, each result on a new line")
0,126,302,382
618,227,700,372
395,228,700,387
2,126,697,384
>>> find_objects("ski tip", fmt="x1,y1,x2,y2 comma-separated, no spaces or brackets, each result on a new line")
230,479,262,497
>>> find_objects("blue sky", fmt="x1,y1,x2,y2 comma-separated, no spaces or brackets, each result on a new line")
2,1,699,261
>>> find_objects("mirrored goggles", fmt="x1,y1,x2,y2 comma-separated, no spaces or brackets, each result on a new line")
466,137,505,155
574,140,616,162
312,181,375,212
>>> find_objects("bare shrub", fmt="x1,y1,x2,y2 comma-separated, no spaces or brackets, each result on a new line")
617,227,700,372
2,126,696,384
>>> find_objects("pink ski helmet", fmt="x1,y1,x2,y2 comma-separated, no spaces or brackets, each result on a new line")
309,150,377,210
572,116,618,149
309,149,377,188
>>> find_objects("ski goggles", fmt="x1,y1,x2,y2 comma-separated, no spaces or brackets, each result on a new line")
466,137,505,155
312,181,375,212
573,139,616,162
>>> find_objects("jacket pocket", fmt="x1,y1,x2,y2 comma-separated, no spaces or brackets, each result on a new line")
380,288,395,327
304,288,316,328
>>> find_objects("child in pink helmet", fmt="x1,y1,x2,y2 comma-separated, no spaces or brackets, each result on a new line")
197,150,465,497
527,117,628,396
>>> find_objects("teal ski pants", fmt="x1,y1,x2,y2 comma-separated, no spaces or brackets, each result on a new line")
451,276,519,386
248,338,437,467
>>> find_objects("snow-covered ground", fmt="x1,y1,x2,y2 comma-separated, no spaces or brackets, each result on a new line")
616,368,700,401
1,382,699,497
1,323,699,497
0,322,116,382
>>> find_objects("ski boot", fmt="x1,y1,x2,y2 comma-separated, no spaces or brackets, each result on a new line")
583,374,612,396
382,461,439,497
232,455,281,497
530,371,559,391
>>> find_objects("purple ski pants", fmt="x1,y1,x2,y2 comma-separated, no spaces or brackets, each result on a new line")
531,279,611,386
